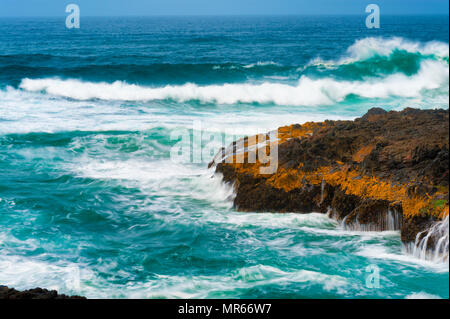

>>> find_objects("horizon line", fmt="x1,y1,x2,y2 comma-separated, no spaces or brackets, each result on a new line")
1,13,449,18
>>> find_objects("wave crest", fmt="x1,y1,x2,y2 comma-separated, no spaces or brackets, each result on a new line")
307,37,449,69
19,59,448,106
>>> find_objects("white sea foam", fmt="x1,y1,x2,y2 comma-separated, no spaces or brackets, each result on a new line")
0,253,92,296
405,292,442,299
243,61,280,68
70,157,236,210
347,37,449,60
300,226,399,240
0,256,347,298
120,265,349,298
308,37,450,68
68,155,343,228
356,244,449,272
0,86,354,135
18,59,448,106
73,159,197,182
203,211,338,230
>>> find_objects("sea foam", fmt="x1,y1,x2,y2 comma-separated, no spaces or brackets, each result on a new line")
18,58,448,106
307,36,449,68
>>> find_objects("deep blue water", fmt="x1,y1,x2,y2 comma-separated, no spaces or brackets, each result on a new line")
0,15,448,299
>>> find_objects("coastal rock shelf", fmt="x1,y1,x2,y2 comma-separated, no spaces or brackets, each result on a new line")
0,285,86,299
210,108,449,261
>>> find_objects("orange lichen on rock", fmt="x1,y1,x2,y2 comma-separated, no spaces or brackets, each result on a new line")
227,157,448,219
277,122,326,143
214,108,449,223
213,108,449,250
352,145,375,163
254,163,444,219
320,167,446,219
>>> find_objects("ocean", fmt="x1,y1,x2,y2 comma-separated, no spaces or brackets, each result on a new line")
0,15,448,299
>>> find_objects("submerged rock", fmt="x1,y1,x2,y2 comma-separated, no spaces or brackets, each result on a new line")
0,285,86,299
210,108,449,260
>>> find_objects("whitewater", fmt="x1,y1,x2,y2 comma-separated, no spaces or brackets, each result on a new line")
0,16,448,299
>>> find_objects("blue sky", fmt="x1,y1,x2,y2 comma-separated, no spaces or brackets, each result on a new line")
0,0,448,17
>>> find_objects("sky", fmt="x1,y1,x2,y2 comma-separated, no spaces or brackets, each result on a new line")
0,0,448,17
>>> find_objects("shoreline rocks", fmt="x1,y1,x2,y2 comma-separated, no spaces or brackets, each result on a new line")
0,285,86,299
210,108,449,260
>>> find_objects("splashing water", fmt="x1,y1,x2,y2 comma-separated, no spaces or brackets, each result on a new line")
342,210,403,232
408,215,449,263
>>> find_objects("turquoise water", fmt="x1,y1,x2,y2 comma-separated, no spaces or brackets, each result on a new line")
0,16,448,299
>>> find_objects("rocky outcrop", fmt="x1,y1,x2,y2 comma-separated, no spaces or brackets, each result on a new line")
0,285,86,299
210,108,449,260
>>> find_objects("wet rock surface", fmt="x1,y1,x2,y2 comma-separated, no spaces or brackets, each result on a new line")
0,285,86,299
211,108,449,251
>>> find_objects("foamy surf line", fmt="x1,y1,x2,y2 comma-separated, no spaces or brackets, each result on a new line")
18,59,448,106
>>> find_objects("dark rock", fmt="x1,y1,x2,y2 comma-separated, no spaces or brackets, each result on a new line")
0,286,86,299
401,216,436,244
211,108,449,249
359,107,387,121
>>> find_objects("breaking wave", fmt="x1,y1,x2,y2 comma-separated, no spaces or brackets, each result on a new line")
17,58,448,106
307,36,449,68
